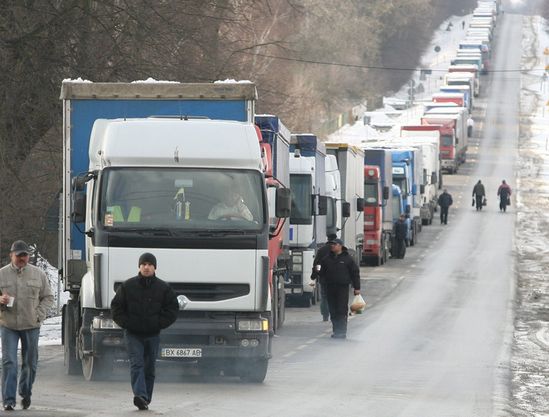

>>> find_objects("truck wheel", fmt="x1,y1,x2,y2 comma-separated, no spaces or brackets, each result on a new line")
82,352,114,381
63,302,82,375
239,359,268,383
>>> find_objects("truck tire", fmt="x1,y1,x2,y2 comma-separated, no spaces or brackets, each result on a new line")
63,301,82,375
81,352,114,381
239,359,268,383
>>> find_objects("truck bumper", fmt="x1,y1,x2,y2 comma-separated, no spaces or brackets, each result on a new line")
90,312,271,361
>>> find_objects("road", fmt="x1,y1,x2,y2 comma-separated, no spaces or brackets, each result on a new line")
11,10,529,417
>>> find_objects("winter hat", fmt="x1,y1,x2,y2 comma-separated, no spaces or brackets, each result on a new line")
138,252,157,268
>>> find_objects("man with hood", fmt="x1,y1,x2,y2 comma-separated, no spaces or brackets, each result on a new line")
111,253,179,411
472,180,486,211
437,189,453,225
497,180,512,212
319,239,361,339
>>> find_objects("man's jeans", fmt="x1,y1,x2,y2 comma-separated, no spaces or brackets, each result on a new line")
0,326,40,407
125,331,160,403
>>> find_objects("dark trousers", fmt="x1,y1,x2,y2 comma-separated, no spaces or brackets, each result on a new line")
475,195,483,211
440,206,449,224
125,331,160,403
499,197,508,212
326,285,350,336
394,238,406,259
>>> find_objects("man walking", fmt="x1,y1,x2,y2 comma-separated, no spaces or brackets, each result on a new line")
311,234,336,322
0,240,53,411
497,180,512,212
437,189,453,225
111,253,179,411
472,180,485,211
319,239,361,339
393,214,408,259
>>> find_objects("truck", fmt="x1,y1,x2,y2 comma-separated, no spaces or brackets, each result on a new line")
439,85,472,112
60,81,291,383
325,154,342,240
362,149,393,266
444,72,479,97
421,111,468,174
254,115,292,332
287,134,327,306
390,147,422,245
325,143,365,265
401,126,442,224
432,92,466,108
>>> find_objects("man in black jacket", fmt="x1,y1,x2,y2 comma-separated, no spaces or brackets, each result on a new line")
437,189,453,225
319,239,361,339
393,214,408,259
111,253,178,411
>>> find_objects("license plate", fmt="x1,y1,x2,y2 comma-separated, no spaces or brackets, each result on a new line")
161,348,202,358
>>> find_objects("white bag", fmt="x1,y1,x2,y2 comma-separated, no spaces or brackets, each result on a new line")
350,294,366,314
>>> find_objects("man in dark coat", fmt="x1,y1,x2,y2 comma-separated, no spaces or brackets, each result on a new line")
111,253,179,411
497,180,512,212
311,234,337,322
472,180,486,211
437,189,453,225
319,239,361,339
393,214,408,259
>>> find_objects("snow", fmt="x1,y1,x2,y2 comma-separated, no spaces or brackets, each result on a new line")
213,79,253,84
512,14,549,416
62,77,92,83
131,77,179,83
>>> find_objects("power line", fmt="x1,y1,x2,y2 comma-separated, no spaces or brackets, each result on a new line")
236,50,547,74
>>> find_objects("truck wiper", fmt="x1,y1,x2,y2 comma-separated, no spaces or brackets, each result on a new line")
116,227,174,236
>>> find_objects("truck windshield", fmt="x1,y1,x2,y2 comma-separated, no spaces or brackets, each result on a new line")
441,135,454,146
290,174,312,225
99,168,265,231
364,182,378,205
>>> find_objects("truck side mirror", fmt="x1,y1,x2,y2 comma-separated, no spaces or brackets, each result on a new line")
342,202,351,218
317,195,328,216
356,198,365,212
71,192,86,223
431,172,437,184
382,186,390,200
275,188,291,218
420,184,425,194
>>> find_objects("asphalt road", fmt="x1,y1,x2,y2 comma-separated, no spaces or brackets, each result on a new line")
10,11,526,417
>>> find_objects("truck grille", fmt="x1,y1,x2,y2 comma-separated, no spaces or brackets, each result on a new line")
170,283,250,301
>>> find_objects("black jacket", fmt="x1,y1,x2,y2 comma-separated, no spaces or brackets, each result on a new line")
111,274,179,336
472,183,485,197
395,220,408,240
319,250,360,290
437,192,453,208
311,243,332,280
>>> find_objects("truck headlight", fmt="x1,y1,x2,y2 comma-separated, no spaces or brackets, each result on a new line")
92,316,120,330
237,319,269,332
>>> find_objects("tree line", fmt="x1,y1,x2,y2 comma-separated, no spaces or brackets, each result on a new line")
0,0,474,263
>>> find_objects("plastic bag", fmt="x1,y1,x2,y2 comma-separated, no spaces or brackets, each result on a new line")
482,197,487,206
471,198,475,207
350,294,366,314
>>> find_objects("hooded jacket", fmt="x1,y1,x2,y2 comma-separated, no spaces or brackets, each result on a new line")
111,274,179,336
0,263,54,330
472,183,485,197
319,249,361,290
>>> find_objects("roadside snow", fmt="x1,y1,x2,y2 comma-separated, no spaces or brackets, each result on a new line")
512,14,549,417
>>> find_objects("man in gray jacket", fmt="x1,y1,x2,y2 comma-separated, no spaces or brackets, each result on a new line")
0,241,53,411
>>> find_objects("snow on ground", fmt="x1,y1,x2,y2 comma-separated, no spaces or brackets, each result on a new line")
512,14,549,417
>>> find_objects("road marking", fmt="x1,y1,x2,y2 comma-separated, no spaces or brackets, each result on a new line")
411,264,417,268
297,344,307,350
282,352,295,359
306,338,317,344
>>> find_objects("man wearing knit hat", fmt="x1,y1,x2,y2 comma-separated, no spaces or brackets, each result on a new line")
111,253,178,411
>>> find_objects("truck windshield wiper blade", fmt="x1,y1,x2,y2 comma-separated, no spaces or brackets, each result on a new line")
116,227,174,236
